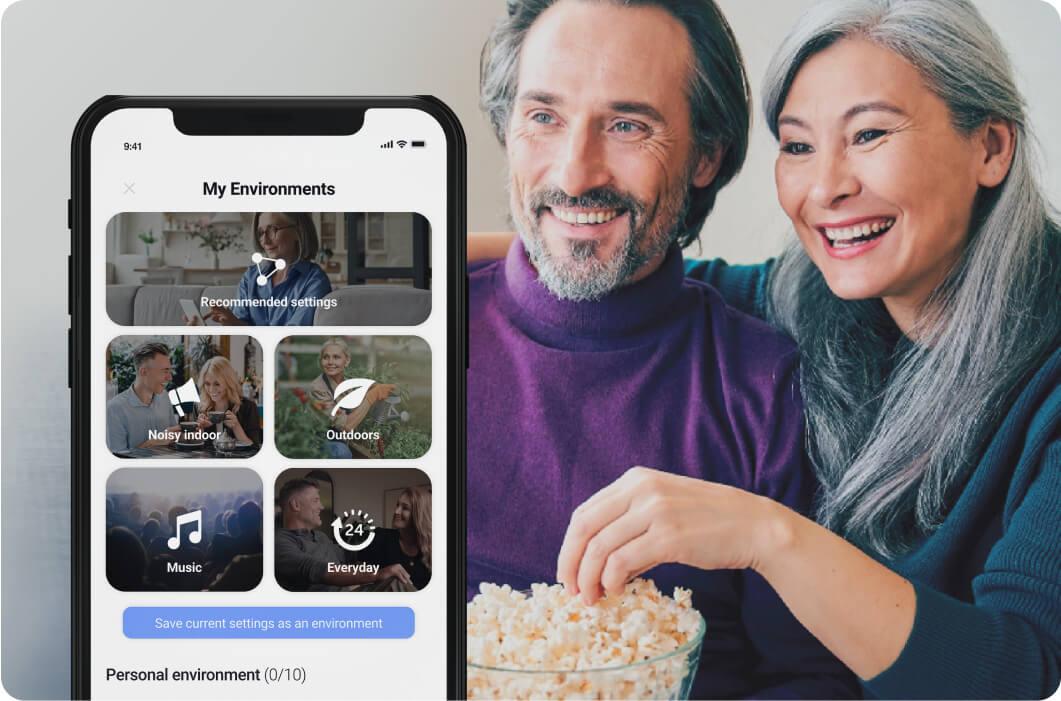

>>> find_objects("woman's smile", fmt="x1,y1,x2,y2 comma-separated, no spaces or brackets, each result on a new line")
815,215,897,259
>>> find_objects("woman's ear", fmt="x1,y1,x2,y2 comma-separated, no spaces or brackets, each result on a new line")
976,118,1016,188
692,145,726,188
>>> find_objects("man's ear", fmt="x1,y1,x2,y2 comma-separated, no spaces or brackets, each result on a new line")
692,145,725,188
976,118,1016,188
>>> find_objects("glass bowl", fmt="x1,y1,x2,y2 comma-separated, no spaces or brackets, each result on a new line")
467,603,705,700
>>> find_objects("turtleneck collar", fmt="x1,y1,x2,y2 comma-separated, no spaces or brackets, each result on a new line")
495,239,688,349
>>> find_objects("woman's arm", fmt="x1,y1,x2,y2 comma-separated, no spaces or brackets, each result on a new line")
339,383,397,432
556,469,912,678
468,232,515,261
558,455,1061,697
227,267,255,325
204,306,249,326
237,400,262,445
287,264,332,326
754,505,915,679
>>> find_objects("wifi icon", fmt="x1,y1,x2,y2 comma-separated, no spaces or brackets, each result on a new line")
396,140,408,149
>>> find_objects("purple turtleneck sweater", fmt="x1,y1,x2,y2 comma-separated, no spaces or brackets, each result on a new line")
468,242,857,699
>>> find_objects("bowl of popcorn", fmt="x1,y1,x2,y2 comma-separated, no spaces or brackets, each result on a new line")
467,578,706,700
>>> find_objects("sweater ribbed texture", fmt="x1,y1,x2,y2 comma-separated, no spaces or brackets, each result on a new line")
687,258,1061,700
467,245,859,699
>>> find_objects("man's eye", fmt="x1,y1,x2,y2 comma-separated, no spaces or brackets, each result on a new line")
854,129,887,145
530,112,554,125
611,120,644,135
781,141,812,155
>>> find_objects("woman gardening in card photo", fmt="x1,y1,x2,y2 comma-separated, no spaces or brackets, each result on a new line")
309,337,397,459
185,212,332,326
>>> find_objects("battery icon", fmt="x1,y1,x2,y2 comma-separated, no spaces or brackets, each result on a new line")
411,140,426,148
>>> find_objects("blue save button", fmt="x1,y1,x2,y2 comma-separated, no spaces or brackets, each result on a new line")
123,607,414,639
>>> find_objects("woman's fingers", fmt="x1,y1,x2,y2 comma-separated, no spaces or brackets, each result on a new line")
575,508,651,604
599,530,663,596
556,468,646,592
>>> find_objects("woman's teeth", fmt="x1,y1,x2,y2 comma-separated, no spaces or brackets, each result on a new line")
822,218,895,247
552,208,621,225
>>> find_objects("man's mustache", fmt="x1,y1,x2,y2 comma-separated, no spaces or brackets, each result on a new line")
528,186,644,218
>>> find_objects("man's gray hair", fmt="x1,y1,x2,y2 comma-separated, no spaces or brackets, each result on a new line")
763,0,1061,557
480,0,750,247
131,342,171,370
278,478,319,512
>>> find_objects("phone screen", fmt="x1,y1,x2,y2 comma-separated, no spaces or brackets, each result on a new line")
77,102,458,699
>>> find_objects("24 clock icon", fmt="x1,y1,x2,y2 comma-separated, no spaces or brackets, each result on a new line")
332,509,376,552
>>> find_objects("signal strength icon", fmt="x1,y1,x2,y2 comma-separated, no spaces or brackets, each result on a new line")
380,140,394,149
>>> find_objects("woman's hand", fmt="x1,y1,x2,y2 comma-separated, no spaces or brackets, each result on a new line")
203,306,243,325
559,469,919,681
379,563,413,589
223,410,251,443
182,313,203,326
369,383,398,403
556,467,789,604
196,413,212,431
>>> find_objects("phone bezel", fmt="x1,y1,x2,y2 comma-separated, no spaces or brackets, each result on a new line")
69,96,467,700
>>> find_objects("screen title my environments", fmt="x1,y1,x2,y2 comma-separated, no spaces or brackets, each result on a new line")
202,182,336,198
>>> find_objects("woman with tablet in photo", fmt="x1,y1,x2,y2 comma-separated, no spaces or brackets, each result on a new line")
188,212,332,326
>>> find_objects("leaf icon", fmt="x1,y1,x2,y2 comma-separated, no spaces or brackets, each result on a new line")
331,378,376,417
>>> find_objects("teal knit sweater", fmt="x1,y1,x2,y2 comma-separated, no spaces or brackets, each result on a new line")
688,258,1061,700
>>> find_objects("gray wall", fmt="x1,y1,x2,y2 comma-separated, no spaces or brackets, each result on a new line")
2,1,1059,698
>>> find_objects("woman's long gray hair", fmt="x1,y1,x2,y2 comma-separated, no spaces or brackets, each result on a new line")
763,0,1061,557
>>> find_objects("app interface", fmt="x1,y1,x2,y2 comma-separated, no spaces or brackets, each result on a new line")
89,107,447,698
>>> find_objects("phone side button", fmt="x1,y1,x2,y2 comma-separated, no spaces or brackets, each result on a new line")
68,255,72,315
67,198,72,229
68,327,72,389
465,273,470,369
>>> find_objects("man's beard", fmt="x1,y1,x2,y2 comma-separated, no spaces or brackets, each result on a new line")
511,170,692,302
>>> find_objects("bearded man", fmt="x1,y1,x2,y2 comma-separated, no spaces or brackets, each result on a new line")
467,0,856,697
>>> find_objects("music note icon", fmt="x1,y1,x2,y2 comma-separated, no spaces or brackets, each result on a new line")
167,509,203,550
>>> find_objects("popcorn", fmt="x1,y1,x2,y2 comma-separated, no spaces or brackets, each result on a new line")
467,578,704,700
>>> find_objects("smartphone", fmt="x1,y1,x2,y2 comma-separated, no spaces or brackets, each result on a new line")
70,97,466,699
178,298,205,326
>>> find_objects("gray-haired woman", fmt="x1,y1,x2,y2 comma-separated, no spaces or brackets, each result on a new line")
191,212,331,326
470,0,1061,697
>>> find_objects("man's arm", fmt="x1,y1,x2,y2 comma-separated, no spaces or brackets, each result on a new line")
275,530,407,588
105,403,129,452
275,530,330,588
